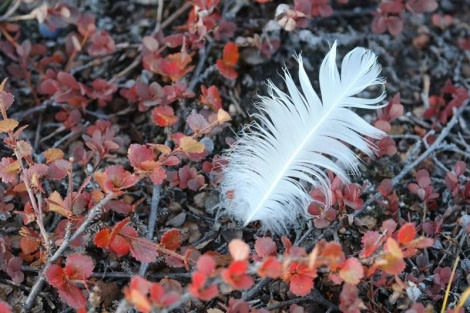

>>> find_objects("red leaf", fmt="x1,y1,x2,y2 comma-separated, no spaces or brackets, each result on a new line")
46,264,66,289
196,255,216,275
149,282,180,307
377,238,406,275
216,42,239,80
124,276,152,313
360,231,380,258
289,272,314,296
94,165,139,194
216,60,238,80
88,30,115,56
130,237,159,263
161,229,181,250
128,144,156,171
150,165,167,185
45,254,93,309
6,256,24,284
406,0,438,14
221,260,254,290
64,254,94,281
0,301,12,313
58,283,87,309
319,242,345,270
155,52,194,81
257,256,282,279
152,106,179,127
94,228,111,249
189,271,219,301
254,237,277,257
0,90,14,111
339,284,363,313
397,223,417,244
221,42,239,66
200,85,222,111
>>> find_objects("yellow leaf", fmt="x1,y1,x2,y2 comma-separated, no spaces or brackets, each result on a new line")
153,144,171,154
46,191,71,218
217,109,231,124
44,148,64,164
0,78,7,92
0,119,18,132
179,137,205,154
4,160,20,174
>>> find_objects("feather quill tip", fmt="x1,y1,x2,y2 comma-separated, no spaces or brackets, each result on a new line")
220,42,387,233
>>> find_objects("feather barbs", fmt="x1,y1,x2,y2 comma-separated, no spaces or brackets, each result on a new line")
220,42,387,233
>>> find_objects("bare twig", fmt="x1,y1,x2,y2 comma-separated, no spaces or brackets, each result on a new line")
138,184,162,276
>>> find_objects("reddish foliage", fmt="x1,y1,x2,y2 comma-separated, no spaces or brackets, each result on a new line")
221,260,254,290
294,0,340,18
39,71,88,108
339,284,363,313
397,223,417,244
152,106,179,127
167,165,205,191
124,276,180,312
45,254,94,309
216,42,239,80
83,120,123,161
94,165,139,195
360,231,381,258
374,93,403,156
423,80,469,125
87,30,115,56
408,169,439,204
284,262,317,296
377,179,399,216
254,237,277,258
160,228,182,250
0,301,12,313
153,51,195,81
189,255,219,300
200,85,222,111
87,79,118,106
94,218,158,263
257,256,282,279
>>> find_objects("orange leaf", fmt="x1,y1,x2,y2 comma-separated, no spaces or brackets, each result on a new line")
44,148,64,164
46,191,71,218
0,119,18,132
152,106,178,127
376,237,406,275
222,42,239,66
397,222,416,244
94,229,111,249
179,136,205,154
216,60,238,80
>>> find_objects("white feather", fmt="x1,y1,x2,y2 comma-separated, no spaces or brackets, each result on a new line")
220,42,387,233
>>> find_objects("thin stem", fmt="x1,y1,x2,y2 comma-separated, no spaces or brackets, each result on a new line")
138,184,161,276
